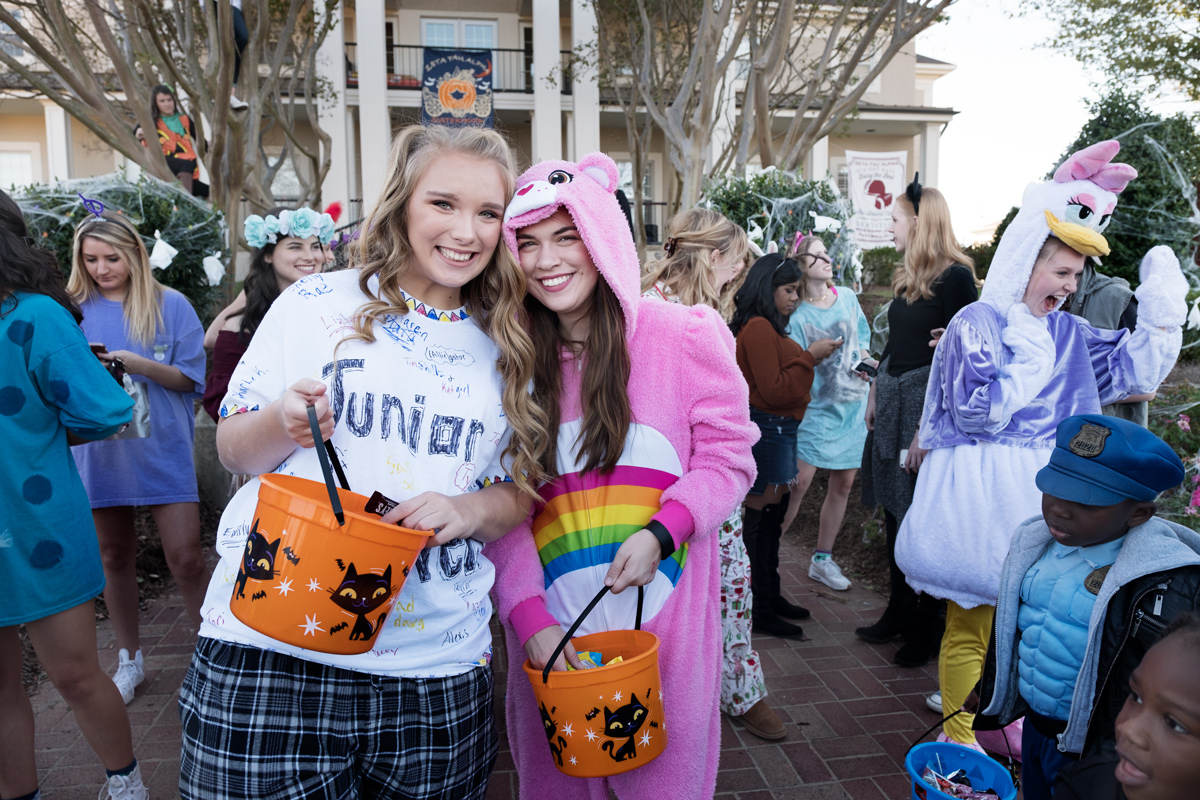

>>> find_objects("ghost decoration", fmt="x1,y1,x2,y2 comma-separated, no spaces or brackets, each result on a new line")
1187,297,1200,332
148,230,178,270
203,252,226,286
809,211,842,233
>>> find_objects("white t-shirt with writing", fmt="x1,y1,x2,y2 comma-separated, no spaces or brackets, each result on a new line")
198,269,511,677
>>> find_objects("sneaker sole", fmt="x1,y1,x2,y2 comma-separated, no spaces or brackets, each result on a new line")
808,568,851,591
925,696,943,714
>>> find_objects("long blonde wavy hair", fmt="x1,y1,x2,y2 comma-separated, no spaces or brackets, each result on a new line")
68,212,163,344
341,125,550,496
891,187,979,302
641,207,749,317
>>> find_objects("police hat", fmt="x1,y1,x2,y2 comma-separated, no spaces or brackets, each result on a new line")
1035,415,1185,506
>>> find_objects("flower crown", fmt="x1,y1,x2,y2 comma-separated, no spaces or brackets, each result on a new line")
243,208,336,249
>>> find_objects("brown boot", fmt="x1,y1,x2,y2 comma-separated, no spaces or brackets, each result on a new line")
735,699,787,740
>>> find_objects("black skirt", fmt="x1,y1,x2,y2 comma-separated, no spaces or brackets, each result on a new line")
860,357,930,519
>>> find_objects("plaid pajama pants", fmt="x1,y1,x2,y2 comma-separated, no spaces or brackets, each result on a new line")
179,638,498,799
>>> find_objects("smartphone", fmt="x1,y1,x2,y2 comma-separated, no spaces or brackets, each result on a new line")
899,449,909,466
89,343,107,355
854,360,877,378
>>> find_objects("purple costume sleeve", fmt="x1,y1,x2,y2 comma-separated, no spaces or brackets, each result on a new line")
1076,316,1137,406
931,312,1003,437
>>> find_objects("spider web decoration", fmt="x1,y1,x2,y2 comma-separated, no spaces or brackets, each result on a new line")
14,171,228,323
704,168,865,288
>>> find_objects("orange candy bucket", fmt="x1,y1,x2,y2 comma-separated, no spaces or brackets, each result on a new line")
229,407,428,655
523,586,667,778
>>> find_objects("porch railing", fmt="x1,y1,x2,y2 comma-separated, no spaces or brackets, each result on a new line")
344,44,573,95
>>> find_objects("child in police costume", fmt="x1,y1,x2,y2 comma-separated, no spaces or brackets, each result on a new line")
971,415,1200,800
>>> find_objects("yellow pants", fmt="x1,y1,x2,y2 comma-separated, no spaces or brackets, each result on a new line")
939,600,995,744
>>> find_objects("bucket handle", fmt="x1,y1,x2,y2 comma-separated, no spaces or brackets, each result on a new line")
306,405,350,526
906,708,1019,790
541,583,644,684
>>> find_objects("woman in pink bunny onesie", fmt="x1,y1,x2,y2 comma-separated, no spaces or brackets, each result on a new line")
485,154,758,799
895,140,1187,750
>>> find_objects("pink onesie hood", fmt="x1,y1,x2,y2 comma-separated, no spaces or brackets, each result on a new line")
503,153,641,338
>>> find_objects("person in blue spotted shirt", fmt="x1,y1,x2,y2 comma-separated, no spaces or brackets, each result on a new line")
968,415,1200,800
0,189,150,799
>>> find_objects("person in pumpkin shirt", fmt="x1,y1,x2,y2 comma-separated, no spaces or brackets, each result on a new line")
143,85,206,198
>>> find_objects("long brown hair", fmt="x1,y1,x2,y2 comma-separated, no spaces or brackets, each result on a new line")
0,189,81,321
68,211,163,344
891,187,979,302
526,274,631,479
340,125,550,496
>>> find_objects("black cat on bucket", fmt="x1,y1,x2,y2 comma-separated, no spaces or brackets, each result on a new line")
540,702,568,766
328,563,393,640
234,519,280,601
601,694,648,762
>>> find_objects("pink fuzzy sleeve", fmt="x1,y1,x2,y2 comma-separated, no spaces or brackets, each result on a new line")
483,513,557,644
656,307,758,544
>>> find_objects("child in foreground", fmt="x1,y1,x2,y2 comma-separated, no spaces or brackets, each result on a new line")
971,414,1200,800
1055,613,1200,800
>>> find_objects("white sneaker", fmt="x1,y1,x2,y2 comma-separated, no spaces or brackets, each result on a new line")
230,95,249,110
926,691,943,714
112,648,144,705
808,557,851,591
100,762,148,799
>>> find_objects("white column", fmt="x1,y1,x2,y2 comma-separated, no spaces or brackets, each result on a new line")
317,1,350,213
570,0,599,156
532,0,562,161
920,122,941,188
41,100,72,182
356,0,391,211
807,135,829,181
347,108,361,204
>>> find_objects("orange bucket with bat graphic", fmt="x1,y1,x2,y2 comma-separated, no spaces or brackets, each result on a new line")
522,586,666,777
228,473,427,655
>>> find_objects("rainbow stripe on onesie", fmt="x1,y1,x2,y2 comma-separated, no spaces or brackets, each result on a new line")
535,419,687,635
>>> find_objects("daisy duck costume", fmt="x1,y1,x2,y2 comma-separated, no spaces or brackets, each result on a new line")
485,154,758,799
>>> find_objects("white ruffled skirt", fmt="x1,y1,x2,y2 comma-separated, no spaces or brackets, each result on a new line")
895,442,1051,609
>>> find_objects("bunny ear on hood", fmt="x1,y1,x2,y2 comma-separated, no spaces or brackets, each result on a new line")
503,152,642,337
980,139,1136,312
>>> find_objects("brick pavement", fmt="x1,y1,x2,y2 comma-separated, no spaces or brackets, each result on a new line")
30,536,945,799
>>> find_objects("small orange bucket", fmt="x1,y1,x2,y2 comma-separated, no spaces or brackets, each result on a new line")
523,586,666,778
229,407,428,655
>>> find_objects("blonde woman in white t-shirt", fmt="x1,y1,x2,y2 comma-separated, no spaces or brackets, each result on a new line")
179,125,543,799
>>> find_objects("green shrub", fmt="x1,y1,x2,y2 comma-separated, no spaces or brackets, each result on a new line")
1147,383,1200,530
14,173,228,324
860,247,900,287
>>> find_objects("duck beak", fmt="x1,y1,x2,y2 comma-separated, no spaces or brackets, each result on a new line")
1045,210,1110,257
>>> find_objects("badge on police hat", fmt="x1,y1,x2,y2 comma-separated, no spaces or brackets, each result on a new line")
1069,423,1111,458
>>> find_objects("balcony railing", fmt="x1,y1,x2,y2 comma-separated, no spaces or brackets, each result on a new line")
344,44,572,95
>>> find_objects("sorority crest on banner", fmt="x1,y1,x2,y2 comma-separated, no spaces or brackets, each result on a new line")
845,150,907,247
422,48,494,128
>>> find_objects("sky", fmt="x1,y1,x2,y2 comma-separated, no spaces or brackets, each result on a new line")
916,0,1103,242
914,0,1200,244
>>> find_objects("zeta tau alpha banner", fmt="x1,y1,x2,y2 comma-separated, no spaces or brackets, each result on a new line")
421,49,494,128
845,150,907,248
